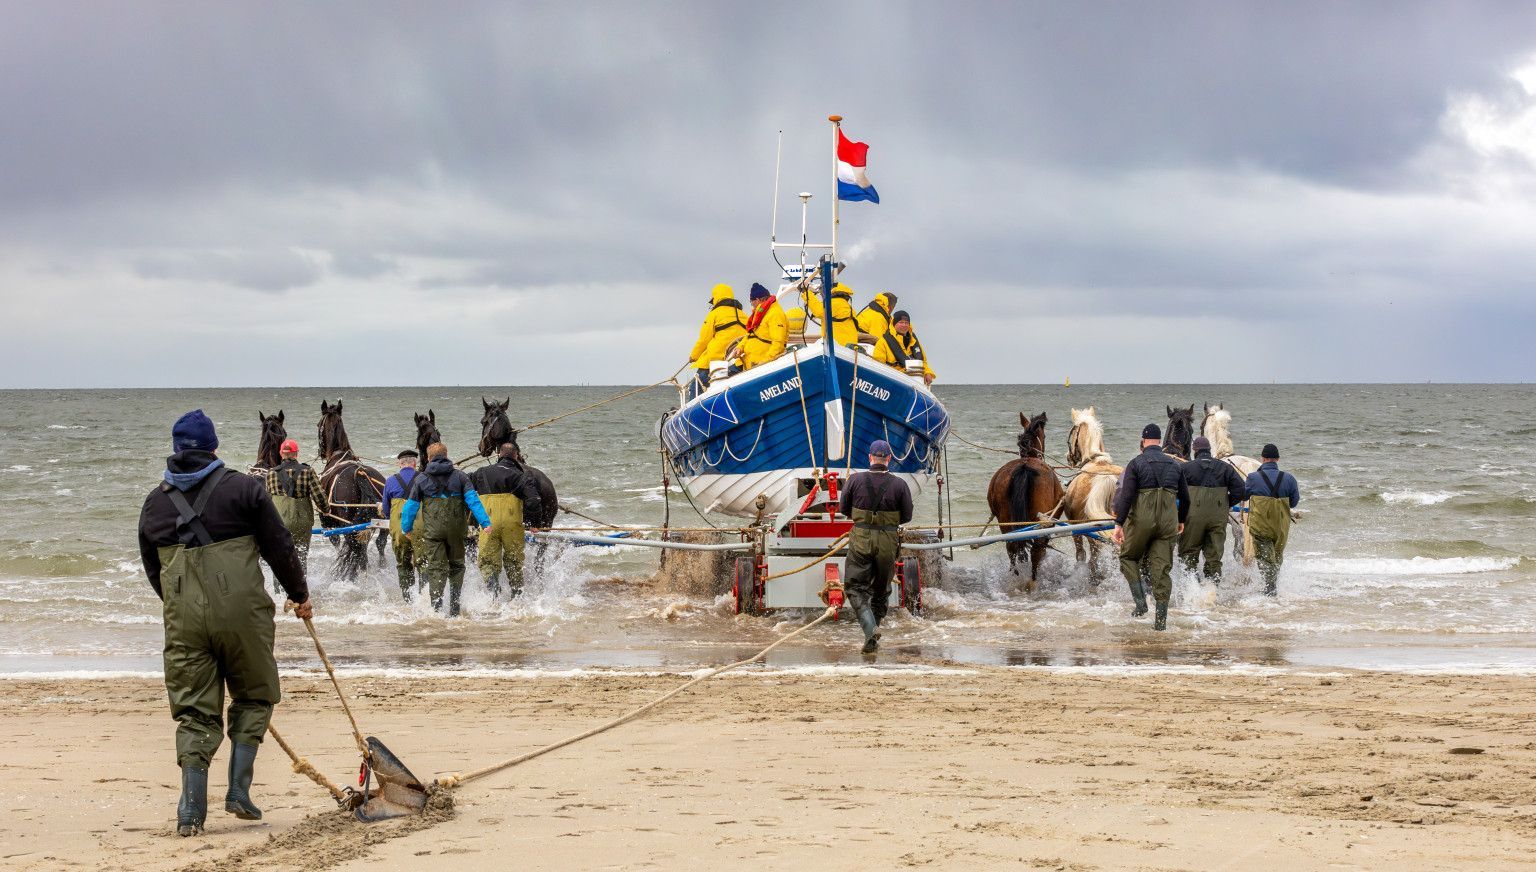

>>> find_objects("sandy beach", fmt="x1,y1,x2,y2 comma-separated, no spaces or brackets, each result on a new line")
2,666,1532,871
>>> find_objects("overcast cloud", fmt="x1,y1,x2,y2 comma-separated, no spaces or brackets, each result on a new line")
3,1,1536,386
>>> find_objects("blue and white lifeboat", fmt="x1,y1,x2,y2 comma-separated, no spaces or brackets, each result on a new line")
661,262,950,518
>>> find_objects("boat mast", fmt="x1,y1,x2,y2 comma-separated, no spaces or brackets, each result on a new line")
829,115,841,264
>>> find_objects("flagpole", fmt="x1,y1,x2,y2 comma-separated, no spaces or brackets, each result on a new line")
829,115,842,265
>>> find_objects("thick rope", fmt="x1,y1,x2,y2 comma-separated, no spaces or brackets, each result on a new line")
435,605,840,789
789,351,820,473
288,606,370,758
844,348,860,479
267,722,351,804
518,367,687,434
762,534,848,582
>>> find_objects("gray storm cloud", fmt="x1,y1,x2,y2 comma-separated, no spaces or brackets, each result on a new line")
2,1,1536,386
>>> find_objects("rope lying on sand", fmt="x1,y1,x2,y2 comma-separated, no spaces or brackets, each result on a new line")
267,722,352,806
434,605,839,790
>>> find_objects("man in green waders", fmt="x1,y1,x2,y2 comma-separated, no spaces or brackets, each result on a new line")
138,410,312,837
264,439,329,576
1112,424,1190,631
400,442,492,616
470,443,545,598
381,449,421,599
838,439,914,655
1244,443,1301,596
1178,436,1248,582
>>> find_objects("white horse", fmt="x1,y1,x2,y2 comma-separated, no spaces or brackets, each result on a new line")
1061,407,1122,583
1201,403,1261,564
1200,403,1261,477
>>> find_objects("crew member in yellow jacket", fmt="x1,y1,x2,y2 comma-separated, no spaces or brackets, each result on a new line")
856,292,898,341
800,282,860,346
873,309,936,385
687,284,747,395
733,283,788,371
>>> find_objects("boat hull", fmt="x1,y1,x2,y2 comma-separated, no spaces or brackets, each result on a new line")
661,344,950,518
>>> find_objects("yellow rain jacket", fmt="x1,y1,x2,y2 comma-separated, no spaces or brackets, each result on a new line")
856,293,897,341
738,298,788,369
800,283,860,346
874,326,936,382
785,307,807,342
688,284,748,369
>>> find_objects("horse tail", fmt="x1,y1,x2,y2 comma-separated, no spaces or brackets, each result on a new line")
1007,462,1038,530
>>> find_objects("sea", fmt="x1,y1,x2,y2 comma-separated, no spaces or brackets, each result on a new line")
2,384,1532,678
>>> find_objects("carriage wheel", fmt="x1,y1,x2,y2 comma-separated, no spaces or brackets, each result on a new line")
733,557,762,616
899,559,923,616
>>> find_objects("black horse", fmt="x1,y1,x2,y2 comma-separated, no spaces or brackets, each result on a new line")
1163,404,1195,460
316,400,387,578
413,410,441,460
252,410,286,479
478,397,558,529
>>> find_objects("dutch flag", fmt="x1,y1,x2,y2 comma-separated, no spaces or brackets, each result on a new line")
836,129,880,204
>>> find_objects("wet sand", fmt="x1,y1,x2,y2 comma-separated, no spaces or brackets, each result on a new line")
2,668,1533,871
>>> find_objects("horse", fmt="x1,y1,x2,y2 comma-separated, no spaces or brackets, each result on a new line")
1199,403,1261,477
985,412,1066,591
1061,406,1123,583
413,410,441,460
1163,404,1195,460
316,400,387,578
251,410,286,480
478,397,559,529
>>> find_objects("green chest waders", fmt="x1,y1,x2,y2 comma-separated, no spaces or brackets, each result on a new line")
1119,488,1179,616
416,497,470,614
271,464,316,569
158,470,280,769
476,492,525,596
1247,470,1292,594
844,477,903,642
389,499,417,597
1179,484,1231,578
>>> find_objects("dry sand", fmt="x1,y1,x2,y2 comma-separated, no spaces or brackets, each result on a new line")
1,666,1533,871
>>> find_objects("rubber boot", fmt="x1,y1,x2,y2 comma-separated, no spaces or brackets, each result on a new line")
1153,600,1169,631
448,582,462,618
224,743,262,820
855,605,880,654
177,765,208,837
1129,579,1149,618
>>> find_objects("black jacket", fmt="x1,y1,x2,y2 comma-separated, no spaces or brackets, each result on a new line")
138,451,308,603
839,468,914,523
470,457,545,523
1113,445,1191,525
1180,451,1247,507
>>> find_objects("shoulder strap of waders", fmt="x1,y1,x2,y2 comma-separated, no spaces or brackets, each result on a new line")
275,461,299,497
1260,468,1281,498
162,466,228,548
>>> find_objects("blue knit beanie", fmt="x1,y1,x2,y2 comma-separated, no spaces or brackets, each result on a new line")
172,409,219,453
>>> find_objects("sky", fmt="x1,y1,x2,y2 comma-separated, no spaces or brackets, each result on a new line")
4,1,1536,387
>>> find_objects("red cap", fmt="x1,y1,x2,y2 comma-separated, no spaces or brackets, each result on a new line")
280,439,300,454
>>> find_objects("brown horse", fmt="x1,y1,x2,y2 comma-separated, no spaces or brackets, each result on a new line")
316,400,387,577
413,410,441,461
986,412,1066,591
251,410,286,479
478,397,559,529
1163,404,1195,460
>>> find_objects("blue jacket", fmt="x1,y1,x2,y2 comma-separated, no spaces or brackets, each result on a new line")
401,458,492,533
1245,462,1300,508
381,467,417,519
